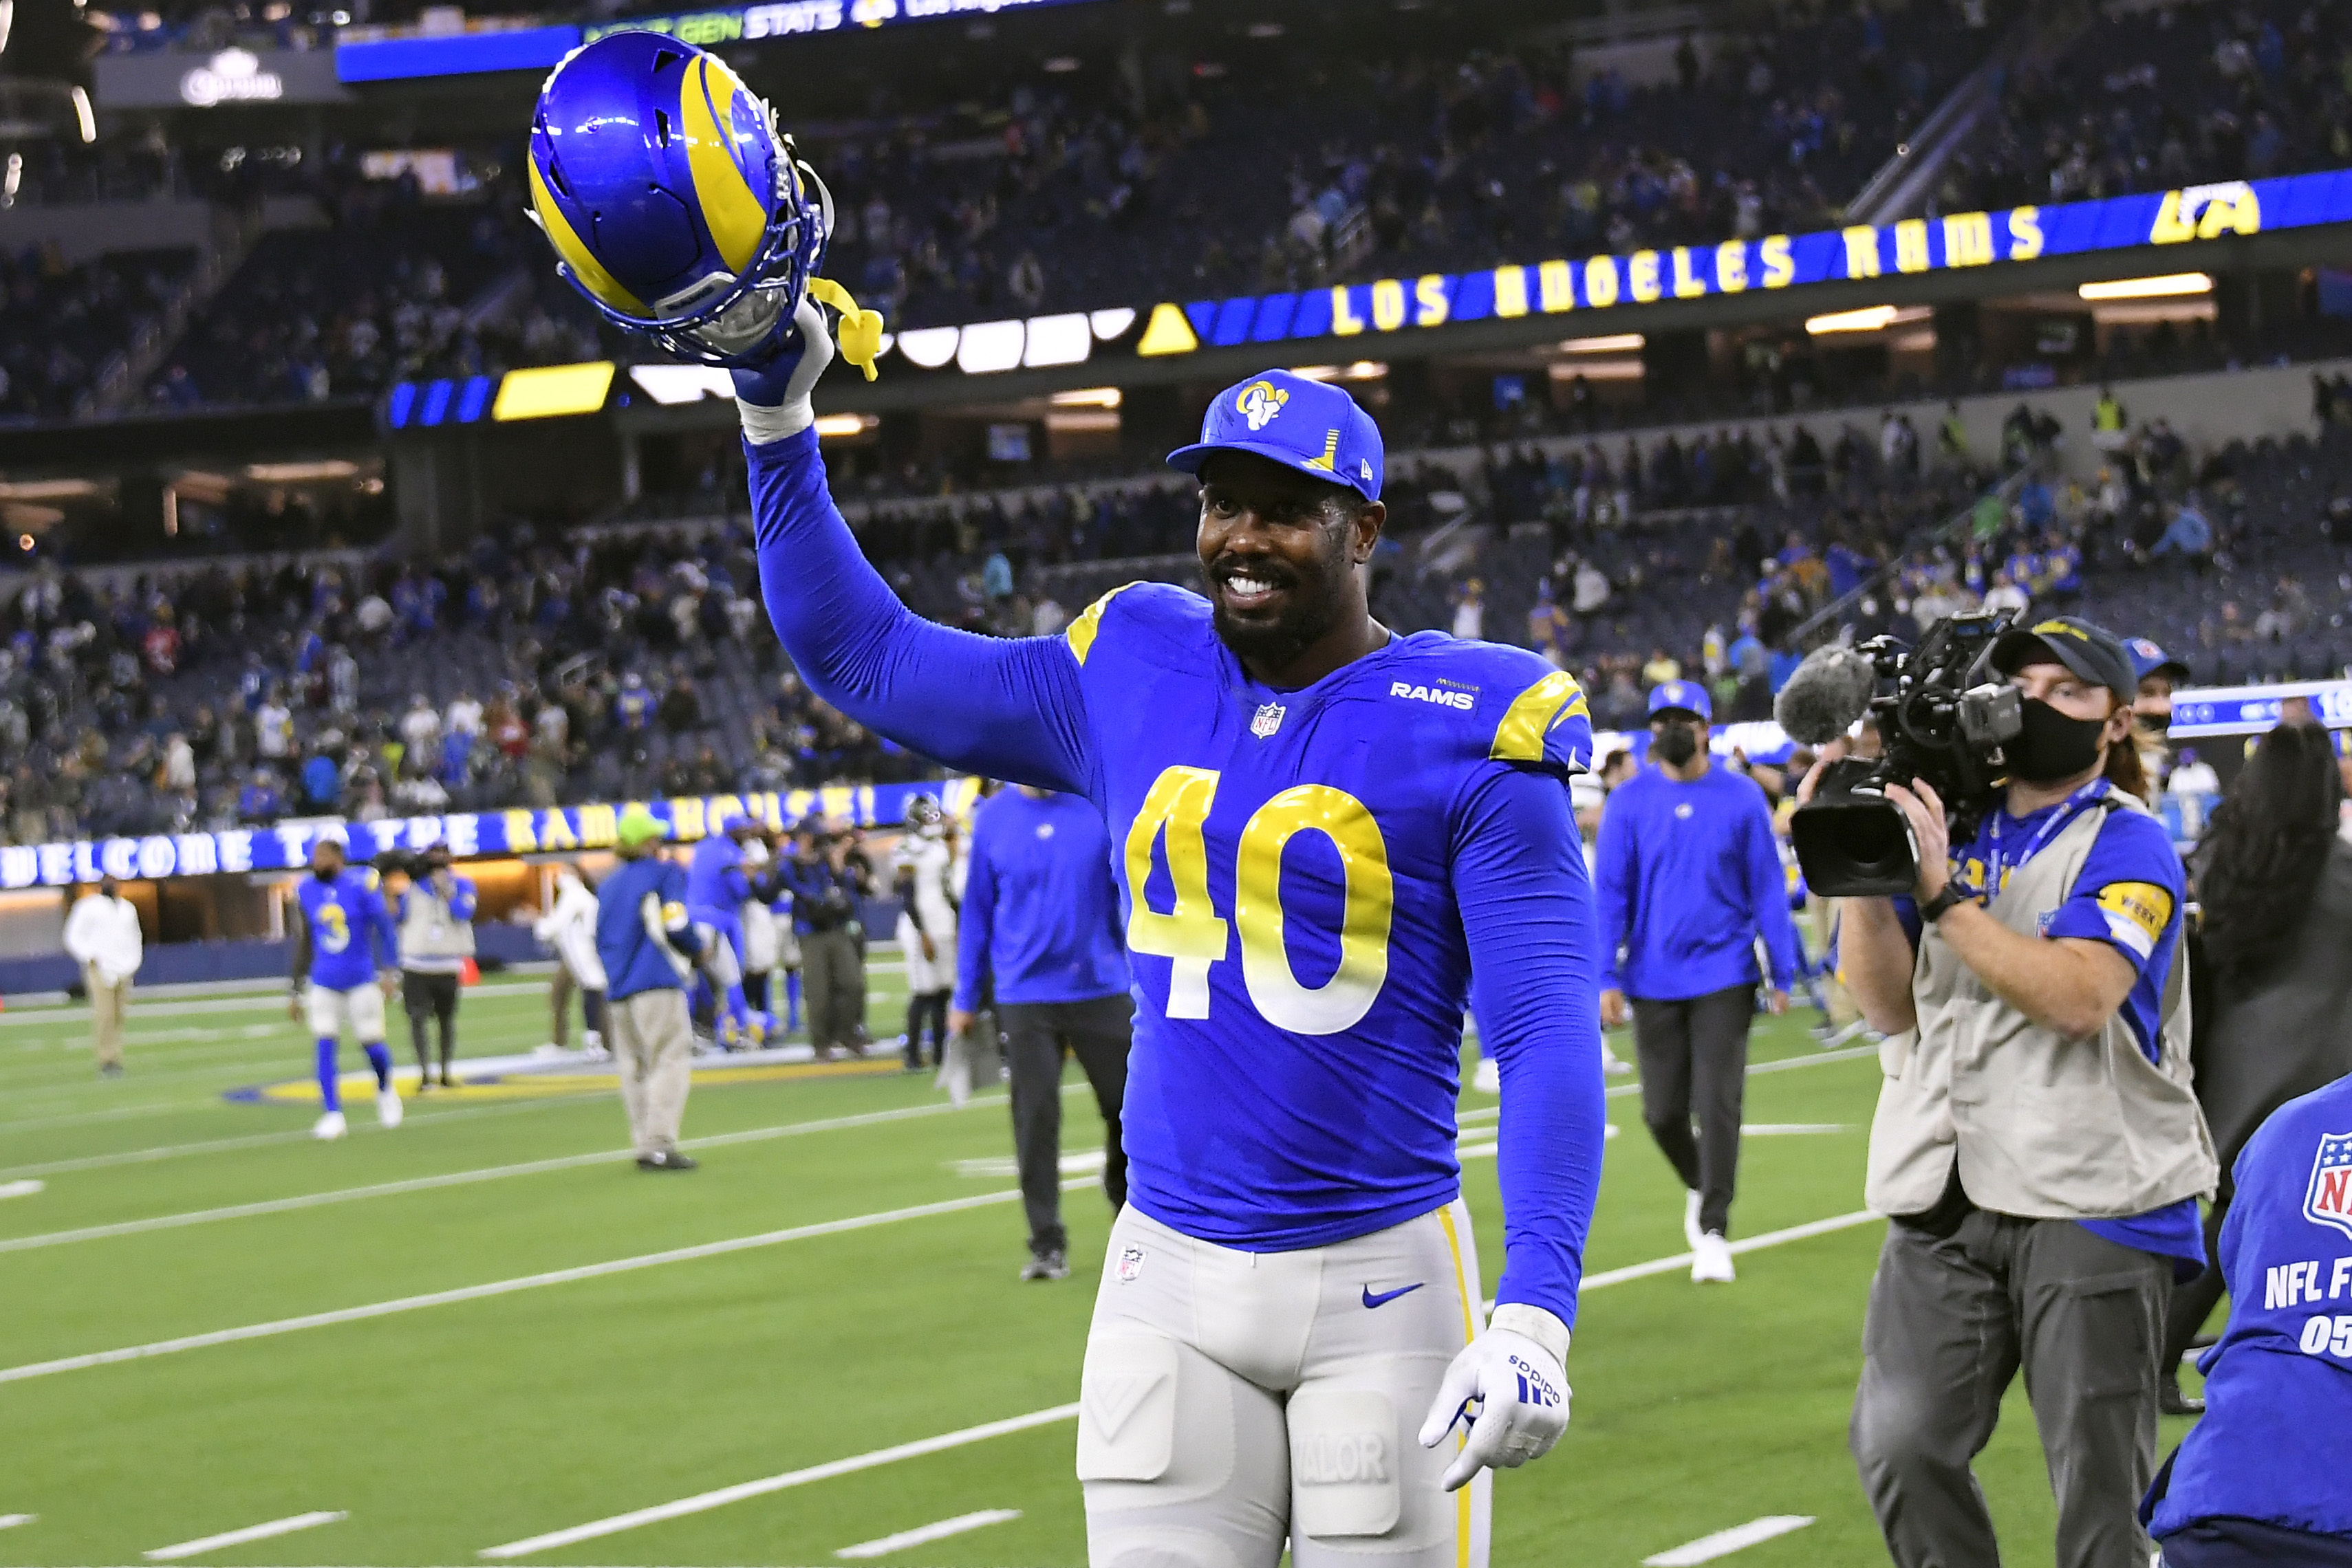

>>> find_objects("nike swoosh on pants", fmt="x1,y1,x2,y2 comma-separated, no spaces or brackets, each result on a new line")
1361,1283,1424,1309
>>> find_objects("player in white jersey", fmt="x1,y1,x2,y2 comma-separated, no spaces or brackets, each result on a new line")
892,793,959,1070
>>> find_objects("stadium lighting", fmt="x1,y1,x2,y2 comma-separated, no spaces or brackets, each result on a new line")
1288,362,1388,382
1049,387,1122,408
2078,272,2212,301
813,413,878,439
243,461,359,482
1805,305,1901,335
1559,334,1645,353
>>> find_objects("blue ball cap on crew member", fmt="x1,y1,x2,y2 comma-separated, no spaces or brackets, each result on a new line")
1165,370,1385,502
1648,679,1712,721
2125,636,2190,685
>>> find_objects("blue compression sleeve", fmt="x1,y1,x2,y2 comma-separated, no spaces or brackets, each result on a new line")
363,1042,392,1089
315,1038,341,1113
746,428,1093,793
1454,765,1606,1327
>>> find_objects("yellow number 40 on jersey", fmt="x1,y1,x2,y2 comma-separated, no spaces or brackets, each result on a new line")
1123,765,1394,1035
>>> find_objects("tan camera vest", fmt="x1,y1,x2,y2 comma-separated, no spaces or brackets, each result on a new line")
1865,790,2219,1221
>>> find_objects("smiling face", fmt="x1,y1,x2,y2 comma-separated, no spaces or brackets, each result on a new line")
1194,451,1383,677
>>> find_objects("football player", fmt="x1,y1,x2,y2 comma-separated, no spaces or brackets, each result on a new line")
530,42,1601,1564
684,811,769,1047
288,829,402,1140
892,793,959,1071
736,320,1600,1565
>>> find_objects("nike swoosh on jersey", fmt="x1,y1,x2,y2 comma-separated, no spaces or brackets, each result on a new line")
1361,1283,1425,1309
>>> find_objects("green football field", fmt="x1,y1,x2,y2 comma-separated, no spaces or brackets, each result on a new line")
0,963,2207,1568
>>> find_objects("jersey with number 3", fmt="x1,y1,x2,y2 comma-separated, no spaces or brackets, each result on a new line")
296,869,393,991
745,426,1607,1323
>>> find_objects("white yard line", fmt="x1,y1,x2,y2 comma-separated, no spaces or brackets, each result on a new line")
479,1413,1074,1559
1643,1514,1815,1565
0,1179,1099,1386
144,1511,347,1560
0,1514,34,1529
0,1181,44,1199
479,1209,1879,1557
833,1509,1021,1560
1743,1124,1849,1135
0,1096,1011,1256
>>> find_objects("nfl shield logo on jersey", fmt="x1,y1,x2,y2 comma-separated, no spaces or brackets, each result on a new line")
2305,1132,2352,1240
1116,1246,1147,1283
1251,702,1286,738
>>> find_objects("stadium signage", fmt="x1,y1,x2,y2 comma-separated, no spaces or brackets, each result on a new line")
96,45,348,107
2166,679,2352,737
0,780,971,889
180,49,284,105
579,0,1097,45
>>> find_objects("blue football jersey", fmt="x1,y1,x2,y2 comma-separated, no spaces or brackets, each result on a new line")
296,869,395,990
745,428,1607,1322
1070,584,1595,1248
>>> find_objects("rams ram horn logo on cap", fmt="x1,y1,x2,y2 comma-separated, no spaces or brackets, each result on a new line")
1238,380,1288,430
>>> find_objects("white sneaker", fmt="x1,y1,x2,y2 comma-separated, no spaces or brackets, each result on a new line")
1683,1190,1705,1250
313,1110,347,1141
1691,1232,1737,1283
376,1088,403,1129
1599,1041,1635,1076
1472,1056,1501,1095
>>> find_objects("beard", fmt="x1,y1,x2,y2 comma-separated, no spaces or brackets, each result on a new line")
1204,547,1351,673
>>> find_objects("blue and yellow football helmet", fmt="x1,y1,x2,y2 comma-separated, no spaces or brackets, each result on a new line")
527,33,845,368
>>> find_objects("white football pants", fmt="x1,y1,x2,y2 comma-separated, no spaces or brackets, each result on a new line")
1079,1199,1491,1568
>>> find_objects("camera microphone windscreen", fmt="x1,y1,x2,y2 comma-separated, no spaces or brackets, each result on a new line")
1774,645,1878,746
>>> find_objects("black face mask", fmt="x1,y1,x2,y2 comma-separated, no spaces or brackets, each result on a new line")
2009,697,2108,783
312,863,340,882
1652,722,1700,767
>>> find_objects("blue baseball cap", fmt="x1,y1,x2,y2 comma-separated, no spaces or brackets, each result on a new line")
1648,679,1712,721
2125,636,2190,684
1166,371,1385,501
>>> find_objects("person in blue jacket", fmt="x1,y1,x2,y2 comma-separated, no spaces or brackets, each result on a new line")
594,805,704,1170
2143,1070,2352,1565
685,812,768,1047
946,784,1132,1282
288,829,401,1142
1595,679,1800,1283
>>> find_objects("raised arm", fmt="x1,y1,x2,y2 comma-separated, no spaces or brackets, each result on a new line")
736,301,1094,794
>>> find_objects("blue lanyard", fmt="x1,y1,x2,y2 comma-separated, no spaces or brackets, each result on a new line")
1981,778,2109,894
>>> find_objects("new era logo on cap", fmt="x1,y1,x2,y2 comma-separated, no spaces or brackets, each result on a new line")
1165,369,1385,501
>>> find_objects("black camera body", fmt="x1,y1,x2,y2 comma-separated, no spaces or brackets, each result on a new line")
1790,611,2024,897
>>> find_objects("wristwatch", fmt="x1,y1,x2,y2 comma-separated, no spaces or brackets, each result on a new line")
1919,881,1978,924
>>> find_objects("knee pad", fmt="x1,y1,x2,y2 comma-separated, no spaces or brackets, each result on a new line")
1287,1388,1401,1540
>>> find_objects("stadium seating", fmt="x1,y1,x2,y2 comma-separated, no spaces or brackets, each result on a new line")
1933,0,2351,211
0,245,200,420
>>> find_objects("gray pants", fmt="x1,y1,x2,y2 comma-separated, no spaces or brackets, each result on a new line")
1000,994,1132,1256
1630,983,1753,1237
608,988,693,1156
800,928,863,1054
1851,1210,2170,1568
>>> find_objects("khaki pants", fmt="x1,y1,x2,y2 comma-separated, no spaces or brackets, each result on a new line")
549,966,605,1049
85,964,129,1069
800,928,864,1054
608,988,692,1155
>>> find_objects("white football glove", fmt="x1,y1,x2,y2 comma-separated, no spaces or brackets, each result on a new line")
1416,1304,1571,1491
731,293,834,444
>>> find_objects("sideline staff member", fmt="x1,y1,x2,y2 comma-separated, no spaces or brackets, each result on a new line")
63,876,143,1077
2141,1072,2352,1565
948,784,1131,1283
394,845,477,1090
595,805,704,1171
1595,679,1798,1283
1838,617,2216,1568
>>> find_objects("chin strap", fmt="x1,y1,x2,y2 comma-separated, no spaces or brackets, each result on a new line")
806,276,884,381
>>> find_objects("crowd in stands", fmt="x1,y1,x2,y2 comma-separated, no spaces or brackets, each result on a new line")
1935,0,2352,213
8,375,2352,840
815,0,2012,331
0,246,197,421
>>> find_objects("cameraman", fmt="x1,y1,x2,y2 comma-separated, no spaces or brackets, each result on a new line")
1837,617,2216,1568
392,846,477,1091
784,814,870,1059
